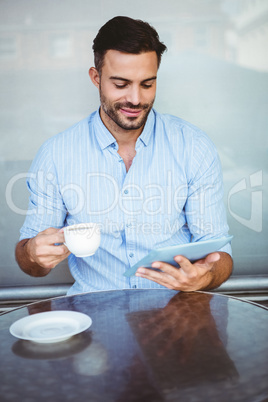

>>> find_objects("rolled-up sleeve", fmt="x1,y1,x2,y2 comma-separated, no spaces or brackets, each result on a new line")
185,133,232,256
20,140,67,240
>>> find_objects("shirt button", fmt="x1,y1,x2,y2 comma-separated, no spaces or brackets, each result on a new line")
126,223,131,228
132,285,137,289
124,189,129,194
129,253,134,258
111,143,116,148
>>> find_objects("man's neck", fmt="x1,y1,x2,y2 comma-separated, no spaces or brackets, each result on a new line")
99,107,144,148
99,108,143,171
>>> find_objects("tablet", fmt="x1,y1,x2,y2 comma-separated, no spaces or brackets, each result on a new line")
124,235,233,277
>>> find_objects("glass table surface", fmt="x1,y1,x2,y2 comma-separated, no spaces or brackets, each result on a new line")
0,289,267,401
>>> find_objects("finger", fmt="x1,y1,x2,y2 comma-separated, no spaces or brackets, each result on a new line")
151,260,181,275
47,231,65,244
42,231,65,246
173,255,211,277
41,227,60,235
136,267,176,289
52,244,70,256
38,227,65,243
35,242,69,258
204,252,220,264
38,249,70,269
173,255,193,273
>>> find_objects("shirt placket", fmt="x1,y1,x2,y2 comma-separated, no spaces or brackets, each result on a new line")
122,143,144,289
109,140,144,289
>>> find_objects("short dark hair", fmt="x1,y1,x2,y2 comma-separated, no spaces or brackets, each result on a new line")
92,16,167,72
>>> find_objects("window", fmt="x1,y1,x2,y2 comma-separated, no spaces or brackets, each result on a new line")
195,26,208,48
0,36,17,59
49,34,72,58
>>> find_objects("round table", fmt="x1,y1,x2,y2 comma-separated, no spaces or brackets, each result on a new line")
0,289,267,401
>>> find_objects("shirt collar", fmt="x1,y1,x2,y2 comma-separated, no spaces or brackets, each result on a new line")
137,109,155,147
93,109,117,150
93,108,155,151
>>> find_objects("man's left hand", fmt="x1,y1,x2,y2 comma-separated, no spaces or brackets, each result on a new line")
135,252,221,291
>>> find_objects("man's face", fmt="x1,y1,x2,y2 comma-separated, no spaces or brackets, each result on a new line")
93,50,158,133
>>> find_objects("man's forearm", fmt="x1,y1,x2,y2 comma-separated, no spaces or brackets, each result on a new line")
202,252,233,291
15,239,52,277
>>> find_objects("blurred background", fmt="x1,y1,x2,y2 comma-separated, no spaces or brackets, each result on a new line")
0,0,267,291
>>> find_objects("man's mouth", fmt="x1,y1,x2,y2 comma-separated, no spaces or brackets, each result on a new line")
119,108,143,117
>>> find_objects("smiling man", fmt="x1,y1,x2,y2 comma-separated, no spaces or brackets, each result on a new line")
93,51,157,129
15,16,233,295
89,49,158,171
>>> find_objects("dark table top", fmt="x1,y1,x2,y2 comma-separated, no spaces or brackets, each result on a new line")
0,289,268,402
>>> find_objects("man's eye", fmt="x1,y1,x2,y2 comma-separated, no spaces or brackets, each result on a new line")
115,84,127,89
142,84,153,89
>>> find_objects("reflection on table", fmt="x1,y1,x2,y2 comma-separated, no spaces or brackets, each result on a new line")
0,289,267,401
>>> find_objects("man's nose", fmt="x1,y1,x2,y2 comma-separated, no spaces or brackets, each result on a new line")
126,86,141,106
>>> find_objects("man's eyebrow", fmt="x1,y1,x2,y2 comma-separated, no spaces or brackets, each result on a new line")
141,76,157,83
110,76,130,82
109,76,157,83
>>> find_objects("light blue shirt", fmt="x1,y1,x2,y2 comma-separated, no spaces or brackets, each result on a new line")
20,109,232,295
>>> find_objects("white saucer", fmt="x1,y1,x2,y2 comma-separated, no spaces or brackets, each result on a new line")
10,311,92,343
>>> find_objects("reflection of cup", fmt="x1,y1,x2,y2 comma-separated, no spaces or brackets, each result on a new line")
72,341,109,376
64,223,101,257
12,332,92,360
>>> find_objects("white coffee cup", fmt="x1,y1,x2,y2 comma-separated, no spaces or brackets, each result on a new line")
63,223,101,257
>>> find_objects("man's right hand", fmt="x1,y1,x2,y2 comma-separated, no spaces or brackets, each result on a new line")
26,227,70,269
15,227,70,277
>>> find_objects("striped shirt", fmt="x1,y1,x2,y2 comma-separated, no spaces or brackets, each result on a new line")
20,109,232,295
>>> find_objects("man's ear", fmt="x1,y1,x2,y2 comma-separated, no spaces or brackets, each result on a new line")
89,67,100,88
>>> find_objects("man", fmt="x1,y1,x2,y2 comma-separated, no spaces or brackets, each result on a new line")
15,16,233,295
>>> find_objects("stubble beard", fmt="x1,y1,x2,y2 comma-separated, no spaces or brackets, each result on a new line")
99,89,155,131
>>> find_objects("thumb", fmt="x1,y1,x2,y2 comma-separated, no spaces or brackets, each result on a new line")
205,252,220,264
